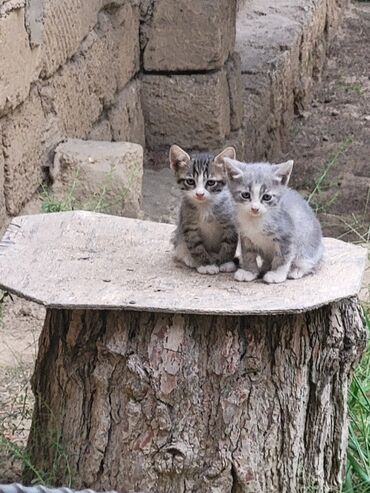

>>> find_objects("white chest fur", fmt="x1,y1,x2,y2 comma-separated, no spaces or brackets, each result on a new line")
237,209,275,258
198,207,222,251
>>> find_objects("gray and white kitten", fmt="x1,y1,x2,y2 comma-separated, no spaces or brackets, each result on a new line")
170,145,238,275
224,158,324,284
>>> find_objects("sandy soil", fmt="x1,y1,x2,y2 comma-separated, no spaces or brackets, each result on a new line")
0,2,369,484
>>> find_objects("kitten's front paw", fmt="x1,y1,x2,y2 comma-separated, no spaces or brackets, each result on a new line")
197,264,220,275
183,256,196,268
173,244,196,269
234,269,258,282
287,268,305,280
263,271,287,284
220,261,237,273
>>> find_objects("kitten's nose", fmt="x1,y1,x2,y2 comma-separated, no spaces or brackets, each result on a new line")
251,206,260,214
196,192,205,199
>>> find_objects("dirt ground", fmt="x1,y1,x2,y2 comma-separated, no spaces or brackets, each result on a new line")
287,3,370,242
0,1,369,484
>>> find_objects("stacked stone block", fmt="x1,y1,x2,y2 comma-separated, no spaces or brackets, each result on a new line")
236,0,351,161
51,139,143,218
140,0,243,161
0,0,352,231
0,0,145,228
140,0,350,165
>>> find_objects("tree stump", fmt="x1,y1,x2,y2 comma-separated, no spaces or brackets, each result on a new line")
0,211,367,493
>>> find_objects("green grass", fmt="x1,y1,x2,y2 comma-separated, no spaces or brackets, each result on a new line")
336,213,370,245
40,164,139,215
40,171,80,213
308,139,370,491
0,436,47,484
0,387,74,486
336,82,364,96
344,307,370,492
307,137,369,243
307,136,353,213
40,186,76,213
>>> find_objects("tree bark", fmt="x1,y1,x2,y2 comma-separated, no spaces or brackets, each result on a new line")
26,298,366,493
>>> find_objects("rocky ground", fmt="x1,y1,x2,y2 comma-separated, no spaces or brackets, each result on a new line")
0,1,369,484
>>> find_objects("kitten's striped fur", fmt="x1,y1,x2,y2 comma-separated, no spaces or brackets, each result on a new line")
170,145,238,275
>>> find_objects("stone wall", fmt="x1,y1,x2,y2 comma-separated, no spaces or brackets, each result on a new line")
0,0,144,226
237,0,351,161
0,0,350,230
141,0,244,164
142,0,350,167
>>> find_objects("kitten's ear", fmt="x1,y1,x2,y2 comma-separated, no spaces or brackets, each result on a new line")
214,147,236,169
169,145,191,171
224,158,243,181
273,160,294,186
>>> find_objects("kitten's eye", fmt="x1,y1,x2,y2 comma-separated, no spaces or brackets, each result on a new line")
185,178,195,186
240,192,250,200
206,180,216,187
262,194,272,202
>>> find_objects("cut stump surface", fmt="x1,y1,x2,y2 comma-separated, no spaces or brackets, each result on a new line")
0,211,367,314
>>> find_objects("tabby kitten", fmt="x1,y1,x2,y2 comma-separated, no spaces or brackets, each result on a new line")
170,145,238,275
224,158,324,284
